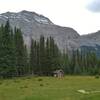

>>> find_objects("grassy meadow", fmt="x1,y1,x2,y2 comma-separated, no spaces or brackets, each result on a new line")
0,76,100,100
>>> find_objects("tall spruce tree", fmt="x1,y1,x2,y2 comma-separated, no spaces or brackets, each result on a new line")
14,28,28,76
30,39,38,74
62,51,70,74
45,37,61,75
45,37,51,75
39,35,46,75
0,21,16,78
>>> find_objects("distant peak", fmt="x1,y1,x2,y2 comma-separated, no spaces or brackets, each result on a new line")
19,10,33,14
19,10,53,25
20,10,29,13
19,10,39,16
0,10,54,25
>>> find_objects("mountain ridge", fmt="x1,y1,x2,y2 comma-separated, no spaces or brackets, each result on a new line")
0,10,80,51
0,10,99,53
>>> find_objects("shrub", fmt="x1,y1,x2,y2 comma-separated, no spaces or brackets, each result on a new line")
38,78,43,81
26,76,31,79
95,75,99,79
23,85,28,88
21,77,26,80
0,82,2,85
13,80,20,83
40,84,43,86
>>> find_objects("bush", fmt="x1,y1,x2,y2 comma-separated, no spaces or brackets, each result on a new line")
40,84,43,86
38,78,43,81
13,80,20,83
95,75,99,79
26,76,31,79
23,85,28,88
0,82,2,85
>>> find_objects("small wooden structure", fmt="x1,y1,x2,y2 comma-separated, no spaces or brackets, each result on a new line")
53,69,64,78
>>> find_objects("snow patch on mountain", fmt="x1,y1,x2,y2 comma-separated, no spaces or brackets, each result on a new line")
0,10,81,51
34,15,53,24
0,15,8,19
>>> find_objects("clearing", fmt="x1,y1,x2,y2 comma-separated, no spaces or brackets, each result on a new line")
0,76,100,100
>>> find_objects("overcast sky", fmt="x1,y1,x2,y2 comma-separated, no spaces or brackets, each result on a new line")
0,0,100,35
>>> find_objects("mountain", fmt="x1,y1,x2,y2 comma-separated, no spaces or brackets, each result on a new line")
0,10,79,51
0,10,100,54
76,31,100,56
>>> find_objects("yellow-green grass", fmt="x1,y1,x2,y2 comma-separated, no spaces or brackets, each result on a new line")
0,76,100,100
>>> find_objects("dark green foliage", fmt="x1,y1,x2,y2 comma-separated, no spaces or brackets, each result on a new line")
40,84,44,86
63,49,100,75
0,82,2,85
39,35,46,75
14,28,28,76
38,78,43,81
45,37,61,75
30,36,61,76
30,39,39,74
0,21,16,78
13,79,20,83
0,21,28,78
95,75,99,79
0,20,100,78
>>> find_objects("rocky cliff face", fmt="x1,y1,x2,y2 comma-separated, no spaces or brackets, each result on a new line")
76,31,100,56
0,10,100,53
0,10,80,51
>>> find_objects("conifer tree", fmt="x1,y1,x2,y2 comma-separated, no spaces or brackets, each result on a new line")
39,35,46,75
14,28,28,76
30,39,38,74
0,21,16,78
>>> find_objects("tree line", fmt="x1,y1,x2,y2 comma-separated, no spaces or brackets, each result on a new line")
30,35,61,76
62,50,100,75
0,21,61,78
0,21,100,78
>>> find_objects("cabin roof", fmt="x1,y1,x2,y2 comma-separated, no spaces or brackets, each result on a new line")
53,69,64,74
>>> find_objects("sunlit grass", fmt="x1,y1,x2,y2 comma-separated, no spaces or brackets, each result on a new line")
0,76,100,100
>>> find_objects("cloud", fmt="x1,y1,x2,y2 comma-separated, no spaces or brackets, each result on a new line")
87,0,100,12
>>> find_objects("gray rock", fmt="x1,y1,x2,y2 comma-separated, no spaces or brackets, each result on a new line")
1,10,100,53
0,10,80,51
